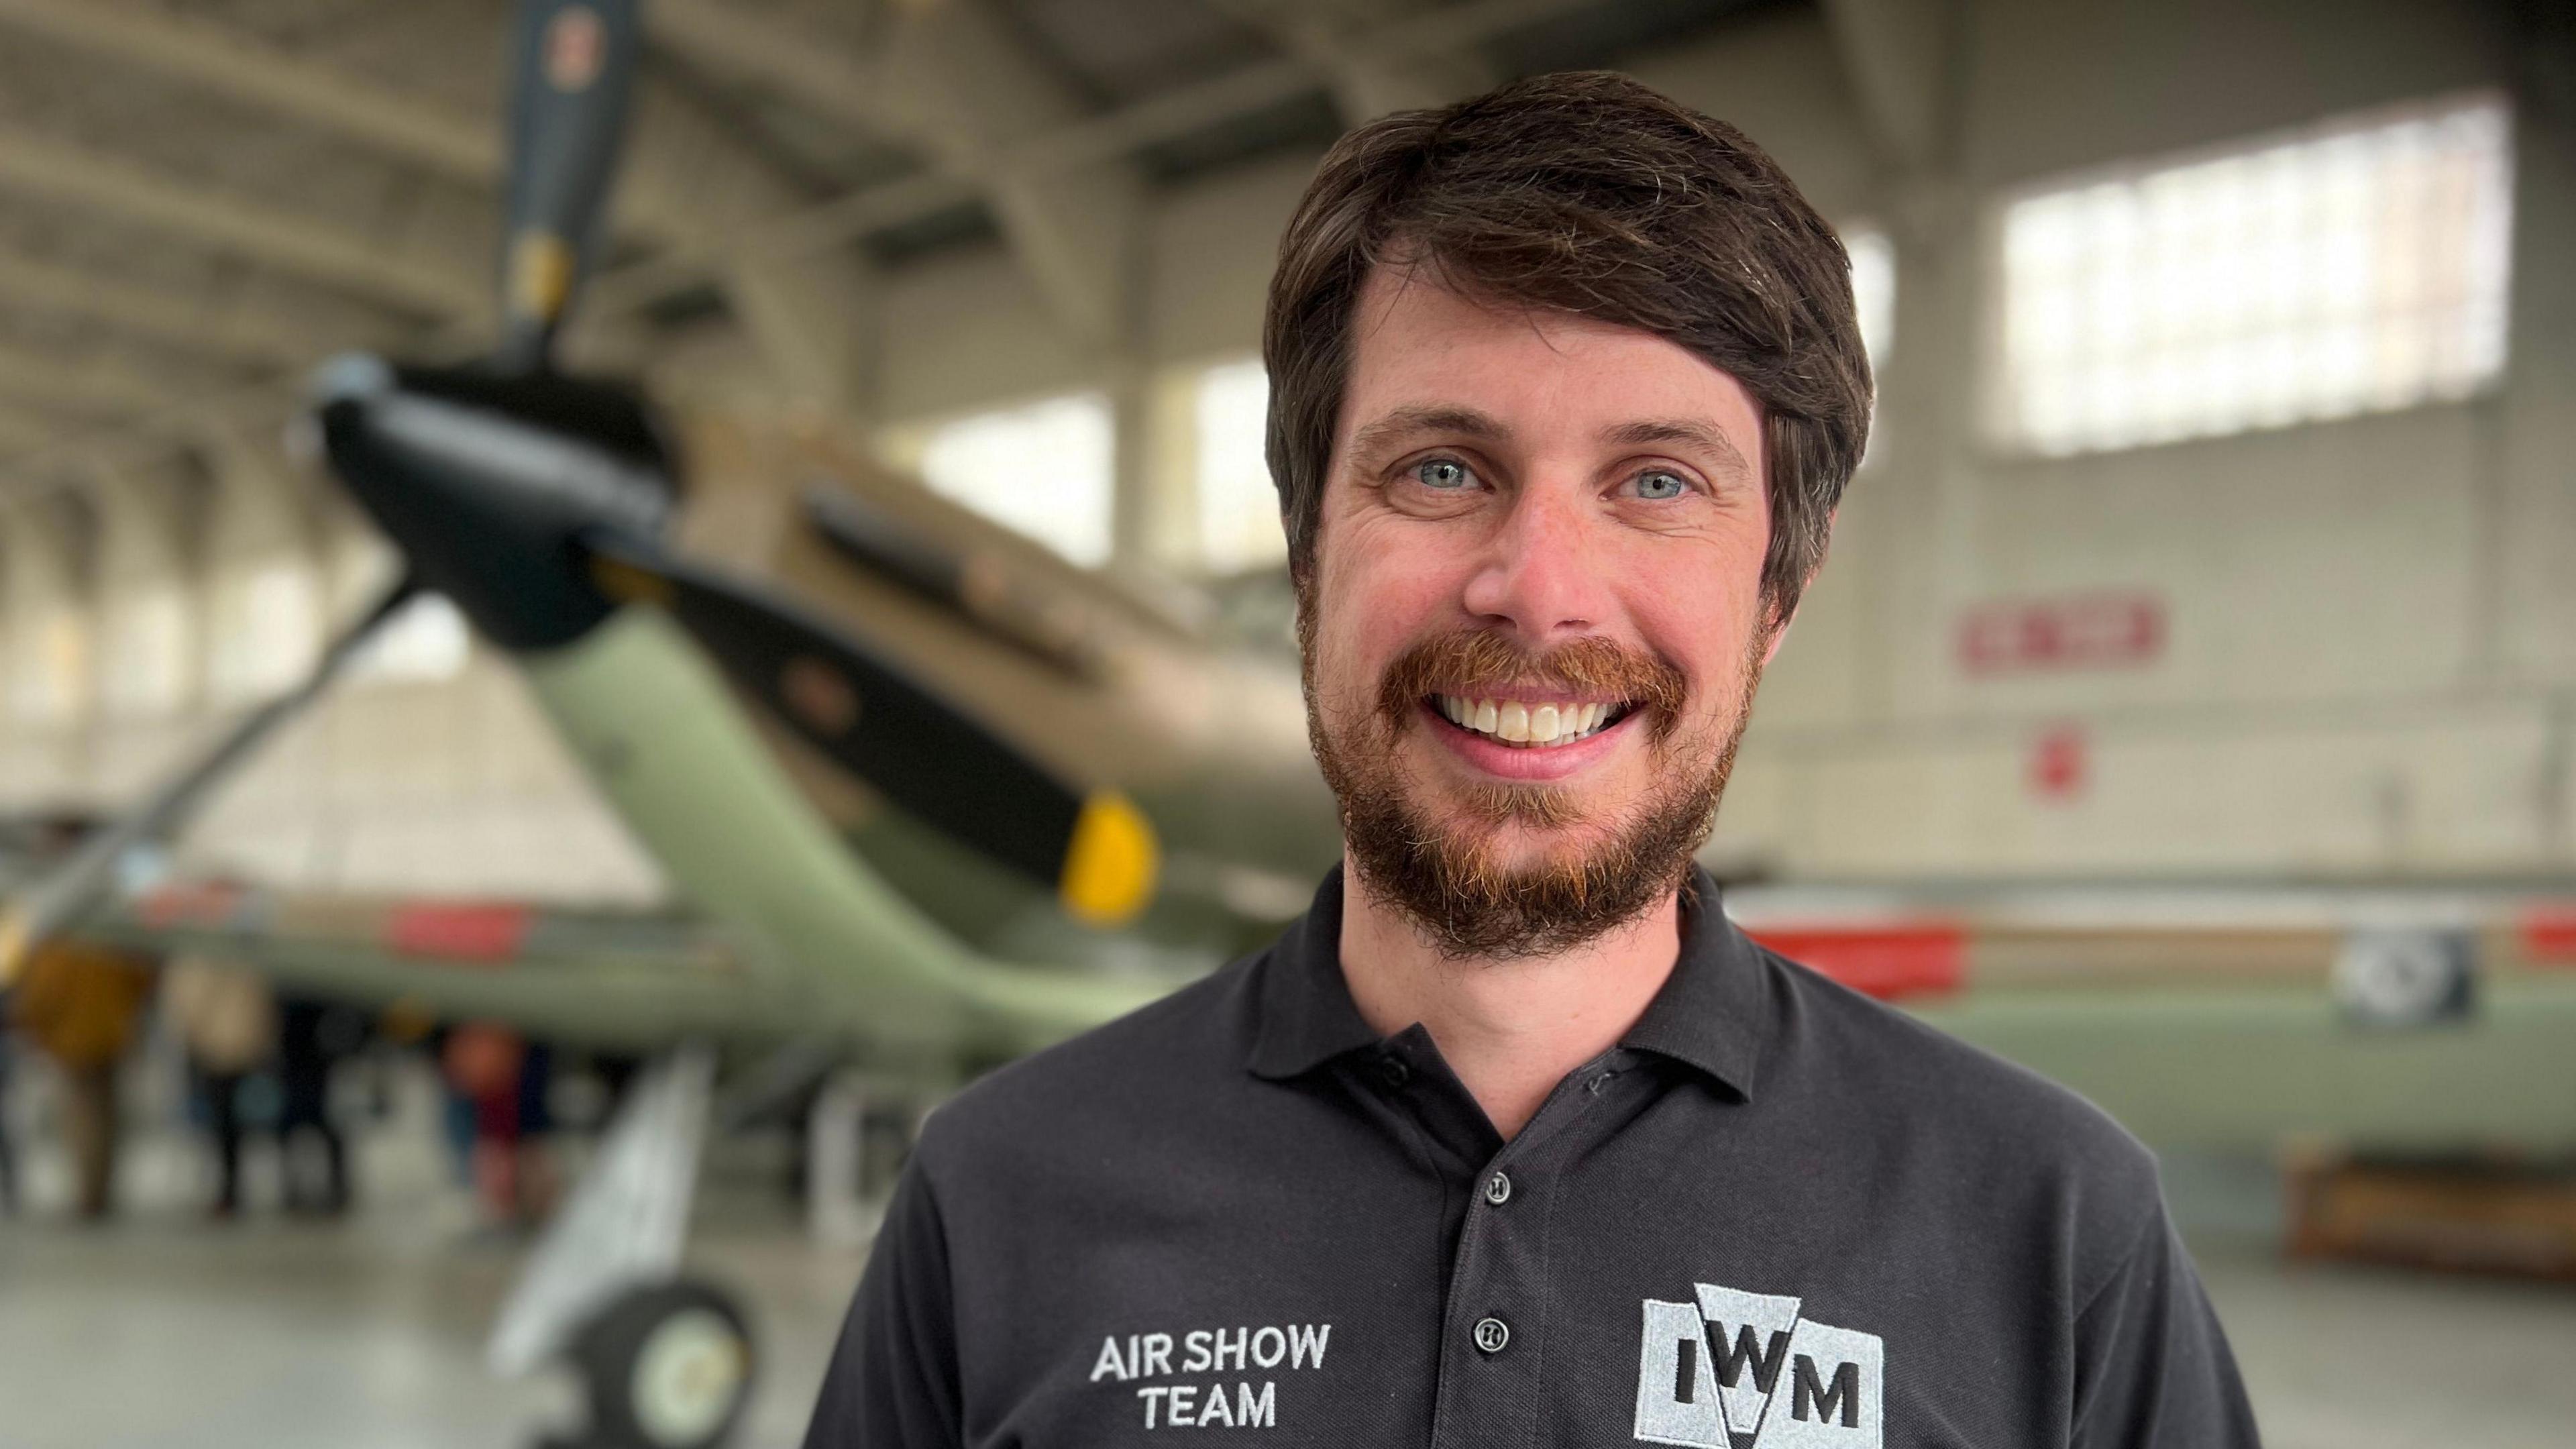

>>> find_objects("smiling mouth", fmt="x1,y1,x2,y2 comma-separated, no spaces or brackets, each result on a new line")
1428,693,1633,748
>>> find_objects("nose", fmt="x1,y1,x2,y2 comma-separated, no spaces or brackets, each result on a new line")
1459,475,1613,643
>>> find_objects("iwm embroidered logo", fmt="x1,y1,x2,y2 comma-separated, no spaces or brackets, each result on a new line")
1633,1283,1882,1448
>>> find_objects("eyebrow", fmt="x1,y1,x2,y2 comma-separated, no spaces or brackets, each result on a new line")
1346,406,1512,464
1599,418,1756,482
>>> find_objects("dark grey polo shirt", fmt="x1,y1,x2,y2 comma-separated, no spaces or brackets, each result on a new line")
807,866,2258,1448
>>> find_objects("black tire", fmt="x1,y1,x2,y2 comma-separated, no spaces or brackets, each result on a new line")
570,1279,757,1449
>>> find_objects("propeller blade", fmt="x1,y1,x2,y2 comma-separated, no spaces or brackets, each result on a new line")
496,0,643,371
0,576,425,981
581,536,1159,926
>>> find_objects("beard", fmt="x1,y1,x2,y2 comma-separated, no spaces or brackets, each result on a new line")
1301,611,1766,960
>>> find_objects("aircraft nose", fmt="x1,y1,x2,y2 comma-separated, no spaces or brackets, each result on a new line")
313,354,680,651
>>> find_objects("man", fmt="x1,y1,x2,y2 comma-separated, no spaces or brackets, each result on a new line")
164,952,278,1217
12,935,154,1221
808,72,2257,1448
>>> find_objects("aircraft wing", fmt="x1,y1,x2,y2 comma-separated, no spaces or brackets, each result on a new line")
65,879,802,1053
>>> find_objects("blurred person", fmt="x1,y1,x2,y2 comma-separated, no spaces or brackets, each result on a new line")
274,994,365,1216
10,934,155,1221
439,1020,559,1229
810,74,2255,1448
162,954,276,1218
0,987,16,1215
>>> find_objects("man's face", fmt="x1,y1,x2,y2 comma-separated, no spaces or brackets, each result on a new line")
1301,264,1781,957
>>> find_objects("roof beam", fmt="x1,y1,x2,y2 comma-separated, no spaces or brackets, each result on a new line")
0,341,175,417
1819,0,1963,172
623,72,881,411
651,0,1146,350
879,0,1144,351
0,121,484,319
0,250,362,369
1213,0,1494,122
0,1,709,262
0,0,495,182
594,0,1593,320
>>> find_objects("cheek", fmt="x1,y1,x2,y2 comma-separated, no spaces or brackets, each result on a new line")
1615,541,1769,707
1311,513,1473,696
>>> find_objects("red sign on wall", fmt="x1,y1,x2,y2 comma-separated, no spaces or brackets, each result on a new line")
2029,722,2089,802
1960,592,2165,675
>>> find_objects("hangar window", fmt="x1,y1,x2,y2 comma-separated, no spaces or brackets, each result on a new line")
353,593,470,683
1990,91,2512,456
911,392,1116,568
208,559,321,705
1847,225,1895,372
1843,224,1894,467
9,603,88,727
1191,357,1285,574
101,586,191,718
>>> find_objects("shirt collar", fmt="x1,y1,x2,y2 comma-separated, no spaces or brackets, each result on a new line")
1246,862,1769,1099
1246,864,1383,1080
1617,867,1769,1099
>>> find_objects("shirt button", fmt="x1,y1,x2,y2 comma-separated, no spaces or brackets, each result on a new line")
1472,1317,1510,1354
1377,1056,1409,1088
1483,1170,1512,1206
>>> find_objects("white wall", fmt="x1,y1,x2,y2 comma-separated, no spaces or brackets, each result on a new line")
1706,0,2576,879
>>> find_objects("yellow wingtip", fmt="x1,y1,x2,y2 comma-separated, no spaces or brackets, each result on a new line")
1059,792,1158,927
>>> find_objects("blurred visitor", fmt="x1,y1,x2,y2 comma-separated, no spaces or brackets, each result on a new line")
439,1020,558,1228
0,988,16,1215
162,954,277,1218
276,994,366,1215
10,935,156,1220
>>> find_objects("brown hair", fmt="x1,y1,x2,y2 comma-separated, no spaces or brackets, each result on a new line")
1263,70,1871,625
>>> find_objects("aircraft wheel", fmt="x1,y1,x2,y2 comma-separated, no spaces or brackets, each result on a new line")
571,1279,756,1449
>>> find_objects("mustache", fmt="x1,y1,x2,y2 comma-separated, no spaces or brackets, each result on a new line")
1376,629,1690,741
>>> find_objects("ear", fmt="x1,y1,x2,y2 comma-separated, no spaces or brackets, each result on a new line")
1759,505,1838,669
1760,608,1799,669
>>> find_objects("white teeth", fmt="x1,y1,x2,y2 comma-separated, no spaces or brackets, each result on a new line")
1434,694,1623,747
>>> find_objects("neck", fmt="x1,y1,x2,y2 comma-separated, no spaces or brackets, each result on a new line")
1337,854,1684,1140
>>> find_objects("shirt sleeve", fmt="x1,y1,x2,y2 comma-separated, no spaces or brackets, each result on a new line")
2069,1206,2262,1448
803,1160,964,1449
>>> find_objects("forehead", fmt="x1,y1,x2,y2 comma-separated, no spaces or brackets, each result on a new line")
1338,264,1764,455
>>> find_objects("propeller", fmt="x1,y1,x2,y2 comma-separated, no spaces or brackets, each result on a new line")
581,535,1157,926
494,0,643,374
0,577,424,981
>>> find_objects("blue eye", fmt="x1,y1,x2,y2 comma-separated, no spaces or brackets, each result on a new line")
1631,470,1688,500
1413,458,1472,490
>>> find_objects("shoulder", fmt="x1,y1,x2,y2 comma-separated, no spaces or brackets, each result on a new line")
912,950,1262,1179
1754,942,2165,1249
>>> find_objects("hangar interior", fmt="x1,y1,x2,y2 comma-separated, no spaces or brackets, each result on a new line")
0,1,2571,1447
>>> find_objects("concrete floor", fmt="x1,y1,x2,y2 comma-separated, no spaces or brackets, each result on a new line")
0,1069,2569,1448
